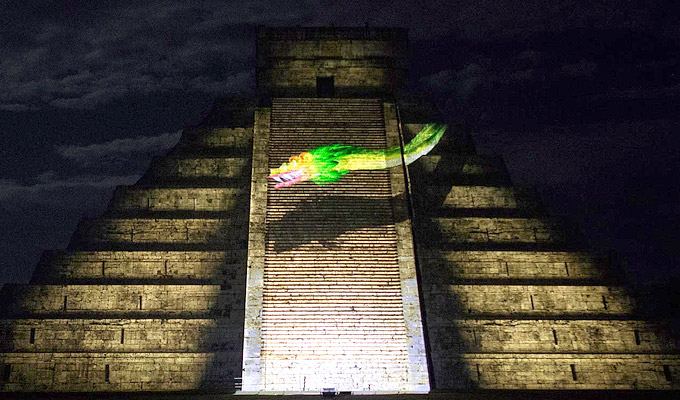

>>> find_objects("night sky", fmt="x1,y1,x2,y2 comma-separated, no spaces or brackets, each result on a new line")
1,1,679,293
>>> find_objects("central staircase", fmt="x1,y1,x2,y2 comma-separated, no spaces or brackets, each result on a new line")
261,98,411,392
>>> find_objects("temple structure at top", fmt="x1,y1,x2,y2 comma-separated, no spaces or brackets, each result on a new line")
0,26,678,394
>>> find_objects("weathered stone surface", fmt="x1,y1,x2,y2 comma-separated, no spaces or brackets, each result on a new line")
0,352,241,392
0,318,242,352
257,27,407,97
419,250,606,281
434,354,680,390
110,187,249,212
429,217,568,245
71,217,247,248
424,285,634,316
145,157,251,180
1,284,238,316
33,250,245,282
412,154,511,185
427,319,679,353
177,127,253,149
419,185,540,211
241,107,270,392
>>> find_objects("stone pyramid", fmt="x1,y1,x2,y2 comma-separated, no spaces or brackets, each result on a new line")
0,26,678,394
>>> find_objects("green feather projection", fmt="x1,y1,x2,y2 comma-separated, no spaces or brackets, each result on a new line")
269,122,446,188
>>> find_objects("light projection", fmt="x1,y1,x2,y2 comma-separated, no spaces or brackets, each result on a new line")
269,122,447,188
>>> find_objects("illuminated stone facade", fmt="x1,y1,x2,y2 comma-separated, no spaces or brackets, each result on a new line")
0,26,678,394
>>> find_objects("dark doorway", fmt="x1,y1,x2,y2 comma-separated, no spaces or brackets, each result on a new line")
317,76,334,97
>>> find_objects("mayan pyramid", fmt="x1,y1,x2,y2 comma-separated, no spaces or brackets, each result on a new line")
0,26,678,394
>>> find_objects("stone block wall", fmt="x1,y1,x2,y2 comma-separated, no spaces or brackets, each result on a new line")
71,218,248,248
145,157,251,180
177,127,253,149
1,284,235,316
421,186,541,211
420,250,606,281
430,217,568,245
425,285,633,317
0,352,240,392
435,354,680,390
427,319,679,354
257,27,408,97
0,318,241,352
413,154,511,185
110,187,249,213
32,250,245,282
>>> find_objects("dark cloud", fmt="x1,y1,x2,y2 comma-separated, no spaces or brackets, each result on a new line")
560,59,598,77
55,130,181,166
2,1,671,112
0,174,139,206
0,2,285,111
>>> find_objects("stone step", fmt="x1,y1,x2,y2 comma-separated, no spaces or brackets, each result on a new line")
261,343,409,355
272,101,382,106
261,320,406,328
427,319,679,354
419,250,609,281
271,118,384,123
261,326,409,334
263,277,401,284
0,284,236,317
428,217,570,246
433,353,680,390
262,308,404,315
32,250,246,283
175,126,253,149
267,126,386,129
419,185,542,212
424,284,635,317
271,111,384,116
0,352,240,392
0,318,241,352
271,123,385,129
70,217,247,249
268,139,386,147
109,187,249,213
143,156,251,180
260,360,409,392
262,300,404,308
411,154,511,186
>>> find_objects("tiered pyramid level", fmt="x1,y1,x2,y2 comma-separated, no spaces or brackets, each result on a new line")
0,120,253,391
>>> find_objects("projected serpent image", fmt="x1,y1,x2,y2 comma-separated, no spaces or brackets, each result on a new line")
269,122,446,188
